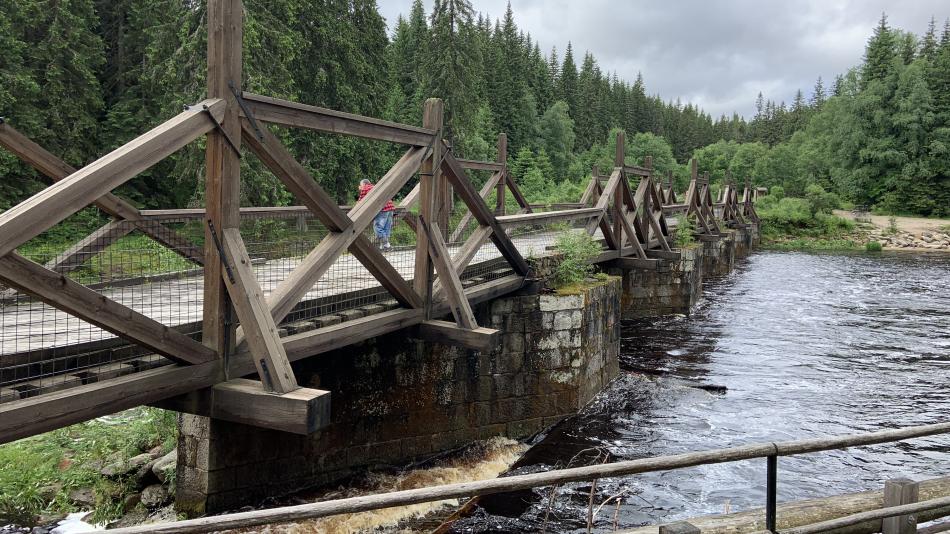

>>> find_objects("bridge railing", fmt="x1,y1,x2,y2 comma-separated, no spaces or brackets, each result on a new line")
0,0,762,444
104,421,950,534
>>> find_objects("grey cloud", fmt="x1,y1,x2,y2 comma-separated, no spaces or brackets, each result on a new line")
377,0,948,118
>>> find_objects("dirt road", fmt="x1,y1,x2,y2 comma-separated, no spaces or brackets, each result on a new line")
833,210,950,233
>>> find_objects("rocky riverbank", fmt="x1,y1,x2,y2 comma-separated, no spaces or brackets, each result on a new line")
868,228,950,251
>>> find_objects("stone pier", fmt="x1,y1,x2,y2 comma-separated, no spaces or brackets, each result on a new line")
177,277,621,515
176,225,756,515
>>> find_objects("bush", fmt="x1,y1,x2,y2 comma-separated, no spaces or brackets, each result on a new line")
865,241,883,252
552,231,601,288
673,215,696,247
769,185,785,200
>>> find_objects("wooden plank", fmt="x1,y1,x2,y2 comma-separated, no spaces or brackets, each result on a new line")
441,151,530,276
646,250,681,261
133,220,205,265
612,257,663,270
495,134,507,215
241,119,352,232
220,228,298,393
412,99,443,303
505,172,532,213
0,99,223,259
267,147,427,325
0,252,216,365
210,379,329,435
884,478,920,534
0,121,141,221
417,320,500,352
349,235,422,309
230,309,425,369
448,171,501,243
584,168,621,236
420,218,477,329
456,159,504,171
497,207,603,227
44,220,135,274
241,119,420,309
0,361,222,445
241,92,435,146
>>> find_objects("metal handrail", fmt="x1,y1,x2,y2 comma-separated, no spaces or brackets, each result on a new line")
103,422,950,534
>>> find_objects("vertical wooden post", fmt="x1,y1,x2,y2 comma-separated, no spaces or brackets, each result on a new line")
495,133,507,215
613,131,625,249
203,0,242,357
438,141,451,240
883,478,919,534
690,158,698,183
414,99,444,318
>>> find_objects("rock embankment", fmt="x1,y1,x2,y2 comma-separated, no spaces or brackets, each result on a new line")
868,229,950,251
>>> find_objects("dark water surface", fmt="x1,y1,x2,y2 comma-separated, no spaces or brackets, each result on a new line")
451,251,950,533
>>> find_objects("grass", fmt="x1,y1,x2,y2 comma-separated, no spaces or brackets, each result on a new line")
0,408,177,526
554,272,616,296
756,194,859,251
866,241,883,252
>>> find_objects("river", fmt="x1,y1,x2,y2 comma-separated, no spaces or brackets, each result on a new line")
447,250,950,533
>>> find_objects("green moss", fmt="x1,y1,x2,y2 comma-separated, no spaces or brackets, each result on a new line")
0,407,177,525
554,274,618,295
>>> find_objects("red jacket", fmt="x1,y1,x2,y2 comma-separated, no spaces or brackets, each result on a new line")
358,183,395,212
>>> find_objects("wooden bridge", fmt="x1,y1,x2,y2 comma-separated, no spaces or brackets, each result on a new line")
0,0,759,445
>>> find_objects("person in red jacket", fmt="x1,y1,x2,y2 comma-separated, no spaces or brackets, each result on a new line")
358,179,396,250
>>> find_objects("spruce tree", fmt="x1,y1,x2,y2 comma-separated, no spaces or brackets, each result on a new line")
810,76,826,109
862,13,897,89
558,42,579,119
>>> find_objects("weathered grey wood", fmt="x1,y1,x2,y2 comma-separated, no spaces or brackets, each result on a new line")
103,425,950,534
413,100,443,305
417,320,500,352
584,168,621,236
241,119,352,232
241,119,421,310
0,361,222,445
0,121,141,221
883,478,920,534
645,250,681,261
44,220,135,274
612,257,663,270
221,228,298,393
449,170,502,243
208,379,329,435
782,496,950,534
267,146,426,326
441,151,530,276
0,252,216,365
421,218,477,329
497,207,603,227
495,134,507,215
203,0,242,362
456,159,504,171
0,99,223,259
241,92,435,146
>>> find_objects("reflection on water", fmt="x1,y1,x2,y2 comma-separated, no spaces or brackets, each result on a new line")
452,251,950,533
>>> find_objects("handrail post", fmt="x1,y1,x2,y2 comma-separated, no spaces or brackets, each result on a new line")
203,0,243,357
766,454,778,532
495,133,507,215
883,477,919,534
613,130,625,250
414,98,444,320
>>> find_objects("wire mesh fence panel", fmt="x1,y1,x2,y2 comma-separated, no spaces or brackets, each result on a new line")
0,215,206,403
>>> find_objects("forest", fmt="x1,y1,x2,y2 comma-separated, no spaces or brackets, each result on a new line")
1,1,948,228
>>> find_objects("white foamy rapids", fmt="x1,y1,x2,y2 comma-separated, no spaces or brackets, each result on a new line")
50,512,104,533
228,437,527,534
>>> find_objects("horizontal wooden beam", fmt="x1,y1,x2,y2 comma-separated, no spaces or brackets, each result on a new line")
241,93,435,146
611,257,665,270
164,379,330,435
0,361,222,445
0,99,224,258
497,207,603,228
0,252,216,365
623,165,652,177
645,249,681,261
456,159,503,171
417,320,500,352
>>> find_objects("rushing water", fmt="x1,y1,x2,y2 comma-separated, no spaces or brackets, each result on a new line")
450,250,950,533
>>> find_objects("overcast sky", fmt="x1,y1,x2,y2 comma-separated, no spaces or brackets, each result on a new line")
375,0,948,118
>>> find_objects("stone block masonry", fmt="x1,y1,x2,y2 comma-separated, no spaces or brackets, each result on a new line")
176,277,622,515
176,225,757,515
